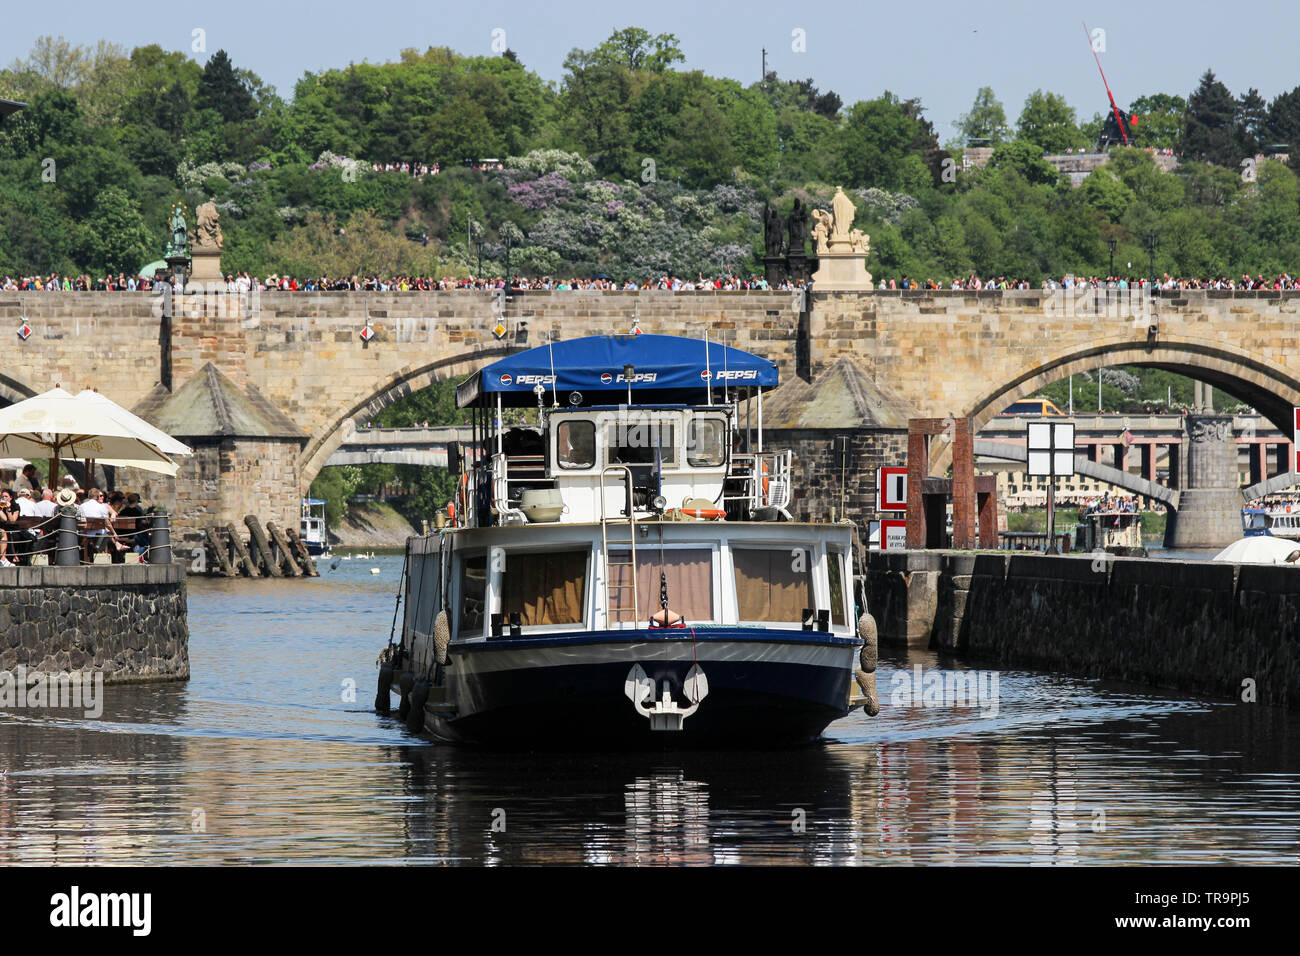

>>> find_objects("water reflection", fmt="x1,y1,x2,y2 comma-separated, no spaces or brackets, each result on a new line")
1,551,1297,865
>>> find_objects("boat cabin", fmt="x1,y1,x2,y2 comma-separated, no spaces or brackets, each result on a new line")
450,334,792,527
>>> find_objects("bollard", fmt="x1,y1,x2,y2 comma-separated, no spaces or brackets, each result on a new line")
56,509,79,566
149,510,172,565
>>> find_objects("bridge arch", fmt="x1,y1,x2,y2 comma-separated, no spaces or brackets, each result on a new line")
0,371,37,407
965,338,1300,436
298,346,519,490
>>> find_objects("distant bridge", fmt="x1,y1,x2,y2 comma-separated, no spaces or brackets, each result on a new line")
325,425,474,467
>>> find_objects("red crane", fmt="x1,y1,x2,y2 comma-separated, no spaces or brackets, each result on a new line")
1083,21,1134,147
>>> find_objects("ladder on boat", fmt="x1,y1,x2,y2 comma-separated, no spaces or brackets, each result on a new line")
600,465,639,630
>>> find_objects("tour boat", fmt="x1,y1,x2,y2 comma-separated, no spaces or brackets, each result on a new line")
378,333,870,748
1074,510,1146,556
1241,502,1300,540
300,498,331,555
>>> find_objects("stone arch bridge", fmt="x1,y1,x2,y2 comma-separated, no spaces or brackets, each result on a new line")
2,288,1297,537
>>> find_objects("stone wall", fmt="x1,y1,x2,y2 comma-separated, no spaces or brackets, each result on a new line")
0,563,189,683
773,428,908,522
865,549,1300,708
127,437,302,540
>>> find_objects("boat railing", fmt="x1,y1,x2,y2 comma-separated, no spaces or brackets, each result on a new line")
599,465,639,629
724,450,794,516
491,453,528,525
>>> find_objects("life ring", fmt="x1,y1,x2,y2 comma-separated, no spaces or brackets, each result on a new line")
681,506,725,520
455,472,469,524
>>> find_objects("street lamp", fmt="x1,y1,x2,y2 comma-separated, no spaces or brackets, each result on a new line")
1146,230,1157,289
1107,236,1116,280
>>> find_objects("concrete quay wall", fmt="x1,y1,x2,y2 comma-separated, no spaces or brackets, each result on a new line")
865,550,1299,708
0,563,189,683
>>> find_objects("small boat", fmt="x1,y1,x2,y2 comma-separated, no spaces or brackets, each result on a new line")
1074,510,1146,557
378,333,873,748
300,498,331,555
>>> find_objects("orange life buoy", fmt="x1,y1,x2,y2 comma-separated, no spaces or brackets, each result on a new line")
681,507,726,520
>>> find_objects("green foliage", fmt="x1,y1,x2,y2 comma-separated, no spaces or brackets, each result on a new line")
1016,90,1087,153
1,32,1300,288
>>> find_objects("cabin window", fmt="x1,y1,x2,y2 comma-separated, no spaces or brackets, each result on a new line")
604,420,678,466
557,420,596,469
459,554,487,636
827,550,847,627
503,549,588,626
609,547,713,623
733,547,814,624
687,418,727,467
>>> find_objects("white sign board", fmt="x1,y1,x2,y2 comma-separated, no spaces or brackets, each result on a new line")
1026,420,1076,477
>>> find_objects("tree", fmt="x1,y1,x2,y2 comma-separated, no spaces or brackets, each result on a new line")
989,139,1058,186
1183,70,1240,167
1265,85,1300,152
196,49,255,123
1128,93,1186,150
1016,90,1087,153
582,28,683,73
954,86,1008,144
82,186,152,273
1237,87,1268,156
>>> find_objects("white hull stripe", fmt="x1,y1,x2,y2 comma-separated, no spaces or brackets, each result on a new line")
451,639,854,675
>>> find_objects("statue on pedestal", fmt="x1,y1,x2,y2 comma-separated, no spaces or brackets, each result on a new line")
762,202,785,258
787,198,808,257
165,204,189,259
810,186,872,290
195,201,223,251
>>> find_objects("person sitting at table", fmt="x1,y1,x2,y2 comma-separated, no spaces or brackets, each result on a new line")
77,487,116,561
0,489,17,566
115,492,149,556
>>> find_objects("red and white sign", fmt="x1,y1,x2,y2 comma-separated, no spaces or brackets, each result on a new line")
1294,407,1300,473
877,466,908,512
880,519,908,550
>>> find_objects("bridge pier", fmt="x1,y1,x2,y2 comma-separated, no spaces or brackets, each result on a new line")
1164,415,1242,549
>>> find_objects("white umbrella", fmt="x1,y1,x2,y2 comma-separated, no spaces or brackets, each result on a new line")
0,387,178,480
74,389,192,457
1212,536,1300,565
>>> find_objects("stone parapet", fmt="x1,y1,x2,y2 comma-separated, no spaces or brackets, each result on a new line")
0,562,189,683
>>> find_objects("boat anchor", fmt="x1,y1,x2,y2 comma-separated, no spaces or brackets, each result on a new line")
623,663,709,731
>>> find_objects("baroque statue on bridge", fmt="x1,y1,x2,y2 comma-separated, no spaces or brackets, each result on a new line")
810,186,872,290
195,201,223,251
165,203,189,259
762,202,785,259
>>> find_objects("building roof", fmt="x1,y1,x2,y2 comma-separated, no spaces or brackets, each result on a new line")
0,99,26,120
757,358,912,430
134,363,305,441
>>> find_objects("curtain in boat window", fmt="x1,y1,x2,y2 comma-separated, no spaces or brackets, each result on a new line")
504,549,588,626
827,550,847,626
609,547,713,624
733,547,813,623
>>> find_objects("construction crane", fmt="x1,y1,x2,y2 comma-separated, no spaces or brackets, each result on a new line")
1083,21,1137,149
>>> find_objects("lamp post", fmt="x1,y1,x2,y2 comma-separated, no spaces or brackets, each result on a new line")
1107,236,1116,280
1146,230,1157,289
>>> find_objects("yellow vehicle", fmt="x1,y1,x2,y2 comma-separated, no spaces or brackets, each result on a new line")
1000,399,1065,416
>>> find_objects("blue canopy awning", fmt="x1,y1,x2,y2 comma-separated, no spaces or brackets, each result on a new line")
456,334,779,408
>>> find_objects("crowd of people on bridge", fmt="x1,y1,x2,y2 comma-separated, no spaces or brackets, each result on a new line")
1077,493,1143,519
9,268,1300,295
0,463,153,567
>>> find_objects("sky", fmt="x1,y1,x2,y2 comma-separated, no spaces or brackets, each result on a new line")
4,0,1300,138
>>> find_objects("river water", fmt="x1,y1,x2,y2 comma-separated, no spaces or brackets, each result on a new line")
1,550,1297,866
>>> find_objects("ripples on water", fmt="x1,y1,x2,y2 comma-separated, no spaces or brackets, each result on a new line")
1,551,1297,865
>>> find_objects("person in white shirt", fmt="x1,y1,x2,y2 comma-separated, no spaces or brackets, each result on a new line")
14,487,38,517
33,488,57,518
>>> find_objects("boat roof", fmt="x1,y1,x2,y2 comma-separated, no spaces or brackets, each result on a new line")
456,334,778,408
303,498,327,506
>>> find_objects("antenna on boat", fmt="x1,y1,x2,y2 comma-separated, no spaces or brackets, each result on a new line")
721,331,730,405
547,340,559,408
704,331,713,406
